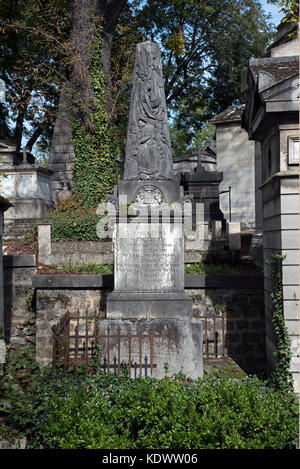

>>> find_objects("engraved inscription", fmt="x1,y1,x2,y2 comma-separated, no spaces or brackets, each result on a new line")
115,235,183,292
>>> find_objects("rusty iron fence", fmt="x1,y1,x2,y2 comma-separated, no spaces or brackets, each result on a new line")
52,311,227,377
202,314,226,358
52,311,158,378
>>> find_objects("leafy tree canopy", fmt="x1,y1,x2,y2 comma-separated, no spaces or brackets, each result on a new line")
0,0,276,160
0,0,70,152
132,0,275,154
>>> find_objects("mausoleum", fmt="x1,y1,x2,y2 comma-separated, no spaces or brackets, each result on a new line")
241,20,299,391
0,141,53,238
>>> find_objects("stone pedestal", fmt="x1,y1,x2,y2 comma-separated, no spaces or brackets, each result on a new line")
212,220,223,239
107,220,192,319
96,319,203,379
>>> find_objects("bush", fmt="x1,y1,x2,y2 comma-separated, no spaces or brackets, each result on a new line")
48,195,102,242
1,354,298,449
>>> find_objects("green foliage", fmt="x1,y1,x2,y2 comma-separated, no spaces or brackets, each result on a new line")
135,0,275,146
71,25,118,206
266,253,294,393
171,118,216,156
0,347,45,440
267,0,299,30
49,195,102,241
51,260,113,274
1,357,298,449
0,0,69,149
185,262,240,275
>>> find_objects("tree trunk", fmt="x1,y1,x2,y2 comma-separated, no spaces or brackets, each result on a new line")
69,0,127,129
13,105,27,149
70,0,99,133
26,127,44,152
97,0,127,115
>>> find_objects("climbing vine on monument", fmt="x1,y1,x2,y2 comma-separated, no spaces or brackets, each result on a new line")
72,25,118,207
266,252,294,393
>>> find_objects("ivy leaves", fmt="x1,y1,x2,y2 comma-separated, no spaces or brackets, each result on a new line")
71,25,118,208
266,253,294,393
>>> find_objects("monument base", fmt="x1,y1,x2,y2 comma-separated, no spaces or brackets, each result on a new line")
96,318,203,380
106,291,192,319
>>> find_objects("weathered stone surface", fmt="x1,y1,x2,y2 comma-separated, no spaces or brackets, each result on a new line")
124,42,173,181
107,291,192,319
48,88,75,200
226,222,241,251
95,319,203,379
107,222,192,318
115,225,184,292
107,43,192,323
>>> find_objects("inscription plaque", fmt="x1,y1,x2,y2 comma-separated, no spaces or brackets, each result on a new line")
115,226,183,292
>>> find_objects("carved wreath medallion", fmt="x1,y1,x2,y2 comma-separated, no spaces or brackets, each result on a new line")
134,185,163,206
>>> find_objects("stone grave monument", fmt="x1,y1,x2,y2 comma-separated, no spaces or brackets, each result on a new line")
103,42,203,380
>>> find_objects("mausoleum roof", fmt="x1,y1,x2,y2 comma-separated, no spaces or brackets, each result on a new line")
210,105,245,124
249,55,299,84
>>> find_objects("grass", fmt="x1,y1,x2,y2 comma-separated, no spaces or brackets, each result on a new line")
51,260,114,274
185,262,240,274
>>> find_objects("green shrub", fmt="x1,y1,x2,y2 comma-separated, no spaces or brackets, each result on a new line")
1,353,298,449
47,195,103,242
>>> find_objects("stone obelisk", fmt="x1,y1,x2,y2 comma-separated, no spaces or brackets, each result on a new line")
103,42,202,379
106,42,192,319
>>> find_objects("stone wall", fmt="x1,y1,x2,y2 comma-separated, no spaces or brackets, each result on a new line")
0,213,4,331
261,121,299,392
38,223,114,266
32,273,265,376
47,89,75,202
3,255,36,349
187,287,265,375
215,120,256,230
38,223,239,267
3,258,266,377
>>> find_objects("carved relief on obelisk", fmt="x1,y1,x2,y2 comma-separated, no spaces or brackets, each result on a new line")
123,42,174,181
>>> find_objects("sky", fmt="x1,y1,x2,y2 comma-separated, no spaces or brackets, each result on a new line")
260,0,285,26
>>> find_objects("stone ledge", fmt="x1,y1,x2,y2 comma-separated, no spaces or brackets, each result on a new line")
32,274,113,289
52,241,113,254
185,273,263,289
31,273,264,290
3,254,36,268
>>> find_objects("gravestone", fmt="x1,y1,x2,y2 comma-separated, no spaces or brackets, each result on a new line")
106,42,192,319
105,42,203,379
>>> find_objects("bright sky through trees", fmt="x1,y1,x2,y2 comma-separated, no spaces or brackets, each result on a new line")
261,0,285,23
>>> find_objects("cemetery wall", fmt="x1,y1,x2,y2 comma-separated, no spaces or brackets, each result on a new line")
3,258,266,377
215,121,256,231
31,274,265,375
3,255,36,349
